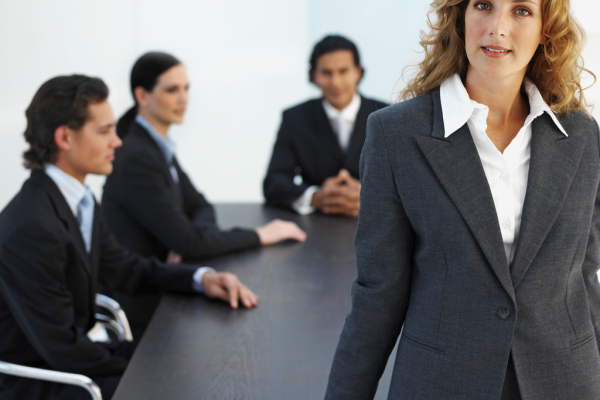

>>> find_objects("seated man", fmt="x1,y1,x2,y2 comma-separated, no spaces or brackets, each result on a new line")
0,75,257,400
263,35,387,216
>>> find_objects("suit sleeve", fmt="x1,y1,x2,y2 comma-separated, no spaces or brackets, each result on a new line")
583,117,600,352
0,224,128,376
175,160,217,226
96,213,198,295
119,154,260,258
325,114,415,399
263,111,311,207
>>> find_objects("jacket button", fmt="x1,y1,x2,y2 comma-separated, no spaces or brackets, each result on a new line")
498,308,511,320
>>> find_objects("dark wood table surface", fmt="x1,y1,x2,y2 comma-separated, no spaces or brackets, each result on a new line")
113,204,398,400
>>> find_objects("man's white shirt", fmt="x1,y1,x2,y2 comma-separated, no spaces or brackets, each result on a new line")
292,93,362,215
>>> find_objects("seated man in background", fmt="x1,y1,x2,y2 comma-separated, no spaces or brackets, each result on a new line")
263,35,387,216
0,75,257,400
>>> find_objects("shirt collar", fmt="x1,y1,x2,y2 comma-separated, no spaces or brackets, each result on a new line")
135,114,177,163
322,92,361,123
45,164,87,216
439,74,568,138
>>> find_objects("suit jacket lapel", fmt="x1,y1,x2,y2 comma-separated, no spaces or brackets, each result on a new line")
35,171,94,275
132,122,178,186
310,100,344,163
344,96,369,169
415,88,515,300
90,202,102,285
171,157,184,205
510,114,586,288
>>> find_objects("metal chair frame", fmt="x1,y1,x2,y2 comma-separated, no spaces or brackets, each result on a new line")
0,294,134,400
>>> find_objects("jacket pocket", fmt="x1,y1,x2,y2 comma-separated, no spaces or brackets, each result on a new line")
401,332,445,354
570,333,595,349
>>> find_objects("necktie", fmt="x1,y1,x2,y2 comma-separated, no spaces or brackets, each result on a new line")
169,158,179,184
77,188,95,253
332,115,349,152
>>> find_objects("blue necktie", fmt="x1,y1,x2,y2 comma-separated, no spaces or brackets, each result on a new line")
169,161,179,184
77,188,95,253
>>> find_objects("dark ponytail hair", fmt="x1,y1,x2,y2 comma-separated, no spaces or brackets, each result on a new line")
116,51,181,138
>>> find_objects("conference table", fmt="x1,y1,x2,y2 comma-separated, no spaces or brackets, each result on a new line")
113,204,398,400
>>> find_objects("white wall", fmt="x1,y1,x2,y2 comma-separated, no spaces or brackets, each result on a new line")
0,0,311,207
309,0,431,102
1,1,599,210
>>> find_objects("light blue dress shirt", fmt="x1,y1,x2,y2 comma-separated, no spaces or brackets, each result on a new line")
135,114,179,183
45,164,212,292
45,164,94,253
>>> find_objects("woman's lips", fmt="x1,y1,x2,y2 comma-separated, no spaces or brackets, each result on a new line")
481,46,511,57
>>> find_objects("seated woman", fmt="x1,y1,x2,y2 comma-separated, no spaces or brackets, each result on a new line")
101,52,305,334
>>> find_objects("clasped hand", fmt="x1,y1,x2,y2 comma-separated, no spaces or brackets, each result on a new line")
312,169,360,217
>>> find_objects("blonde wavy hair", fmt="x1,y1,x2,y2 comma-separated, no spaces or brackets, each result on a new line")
399,0,595,116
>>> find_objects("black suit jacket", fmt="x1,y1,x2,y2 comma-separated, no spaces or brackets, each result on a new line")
101,121,260,330
0,171,197,400
263,95,387,208
102,121,260,261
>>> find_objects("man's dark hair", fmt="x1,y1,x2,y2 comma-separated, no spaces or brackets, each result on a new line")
309,35,363,83
23,74,109,170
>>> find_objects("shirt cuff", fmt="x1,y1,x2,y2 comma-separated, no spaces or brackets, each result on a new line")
291,186,320,215
192,266,217,293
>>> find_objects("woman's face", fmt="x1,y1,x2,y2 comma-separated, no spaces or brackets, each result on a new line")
140,64,189,125
464,0,544,80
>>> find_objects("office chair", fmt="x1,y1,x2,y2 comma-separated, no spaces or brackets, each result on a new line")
0,294,133,400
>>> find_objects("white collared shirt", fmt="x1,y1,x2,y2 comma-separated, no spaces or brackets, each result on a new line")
440,74,567,265
322,92,362,152
292,93,362,215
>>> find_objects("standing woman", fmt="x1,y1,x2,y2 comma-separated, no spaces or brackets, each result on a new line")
102,52,306,334
326,0,598,399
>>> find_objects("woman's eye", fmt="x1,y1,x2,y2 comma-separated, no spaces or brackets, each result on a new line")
475,2,491,10
515,8,531,16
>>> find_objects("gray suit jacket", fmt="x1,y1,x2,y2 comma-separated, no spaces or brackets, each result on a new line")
325,87,600,400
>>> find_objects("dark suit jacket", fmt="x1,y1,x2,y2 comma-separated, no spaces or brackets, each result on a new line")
0,171,197,400
101,121,259,329
263,96,387,208
325,87,600,399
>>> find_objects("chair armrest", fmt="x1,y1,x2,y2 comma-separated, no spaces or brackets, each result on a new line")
95,294,133,342
95,314,127,343
0,361,102,400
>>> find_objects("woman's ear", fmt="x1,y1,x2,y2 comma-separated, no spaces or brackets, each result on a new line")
133,86,148,107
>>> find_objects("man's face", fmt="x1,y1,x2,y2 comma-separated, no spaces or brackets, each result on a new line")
312,50,362,110
65,100,122,179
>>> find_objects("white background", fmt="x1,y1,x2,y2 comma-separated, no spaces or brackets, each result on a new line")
1,0,599,209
